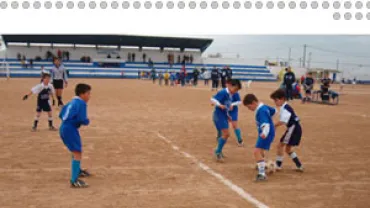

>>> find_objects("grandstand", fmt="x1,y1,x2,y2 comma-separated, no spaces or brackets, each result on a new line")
0,35,276,81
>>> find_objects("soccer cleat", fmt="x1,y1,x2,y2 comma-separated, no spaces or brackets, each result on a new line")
255,174,267,182
31,126,37,132
70,179,89,188
237,140,244,147
214,151,224,162
79,169,91,178
49,126,57,131
296,166,304,172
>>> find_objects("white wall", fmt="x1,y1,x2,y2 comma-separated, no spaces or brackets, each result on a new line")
5,45,202,63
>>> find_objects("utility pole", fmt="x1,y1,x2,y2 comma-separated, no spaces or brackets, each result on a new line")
302,44,307,68
307,52,312,69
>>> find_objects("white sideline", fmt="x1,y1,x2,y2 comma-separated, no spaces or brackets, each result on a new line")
157,133,269,208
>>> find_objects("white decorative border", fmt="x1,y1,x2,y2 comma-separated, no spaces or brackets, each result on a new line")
0,1,369,34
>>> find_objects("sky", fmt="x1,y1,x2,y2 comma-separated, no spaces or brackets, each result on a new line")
201,35,370,79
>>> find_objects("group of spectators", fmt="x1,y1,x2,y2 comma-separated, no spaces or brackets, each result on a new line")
137,65,233,89
204,66,233,90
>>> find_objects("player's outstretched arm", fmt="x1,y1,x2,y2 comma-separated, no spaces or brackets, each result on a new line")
22,91,33,100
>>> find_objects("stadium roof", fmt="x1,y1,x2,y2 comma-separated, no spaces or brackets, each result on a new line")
2,35,213,52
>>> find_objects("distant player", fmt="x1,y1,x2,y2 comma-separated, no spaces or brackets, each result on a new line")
50,58,68,107
302,73,314,103
211,79,242,162
226,80,244,146
22,73,56,131
243,94,276,181
59,84,92,188
270,89,304,172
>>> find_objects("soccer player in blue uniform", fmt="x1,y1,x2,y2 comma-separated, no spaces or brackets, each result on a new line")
243,94,276,181
226,80,244,146
59,84,92,188
211,79,242,162
270,89,304,172
22,73,56,131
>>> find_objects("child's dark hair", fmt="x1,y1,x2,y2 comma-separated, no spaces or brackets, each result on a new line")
270,89,286,100
42,73,50,79
75,83,91,96
243,94,258,105
228,79,242,90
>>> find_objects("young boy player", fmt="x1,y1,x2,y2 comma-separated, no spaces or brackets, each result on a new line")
270,89,304,172
59,84,92,188
243,94,276,181
23,73,57,131
211,79,242,162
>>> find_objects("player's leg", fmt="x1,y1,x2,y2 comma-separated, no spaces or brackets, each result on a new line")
215,128,229,160
60,127,88,188
46,111,56,130
285,145,303,171
254,148,267,181
231,119,243,146
285,124,303,171
275,142,285,170
32,111,41,131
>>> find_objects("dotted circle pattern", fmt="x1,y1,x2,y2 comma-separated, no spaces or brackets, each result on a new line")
0,0,367,21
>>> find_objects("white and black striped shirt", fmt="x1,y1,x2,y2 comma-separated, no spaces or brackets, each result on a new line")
50,64,68,82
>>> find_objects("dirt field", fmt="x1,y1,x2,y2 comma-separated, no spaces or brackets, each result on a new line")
0,78,369,208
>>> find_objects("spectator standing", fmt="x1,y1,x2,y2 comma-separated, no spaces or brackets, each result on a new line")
107,54,111,59
29,59,34,68
226,66,233,79
158,72,164,86
128,53,132,62
170,72,176,86
283,67,296,100
177,55,181,63
150,68,157,84
17,53,21,60
164,71,170,86
57,49,62,59
220,67,228,88
211,67,220,91
143,53,147,62
203,69,211,86
132,53,136,62
190,54,194,64
148,58,154,68
66,51,70,61
193,67,200,87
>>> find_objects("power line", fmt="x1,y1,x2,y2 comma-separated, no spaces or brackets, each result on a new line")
307,45,370,59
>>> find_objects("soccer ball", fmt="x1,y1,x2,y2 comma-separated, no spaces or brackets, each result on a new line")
266,160,276,175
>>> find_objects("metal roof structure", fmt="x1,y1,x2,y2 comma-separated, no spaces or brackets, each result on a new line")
2,35,213,52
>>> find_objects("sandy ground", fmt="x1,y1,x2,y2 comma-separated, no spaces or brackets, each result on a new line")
0,78,369,208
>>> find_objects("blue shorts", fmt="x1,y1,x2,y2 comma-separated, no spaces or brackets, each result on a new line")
213,112,229,131
255,135,274,150
229,108,238,121
59,124,82,152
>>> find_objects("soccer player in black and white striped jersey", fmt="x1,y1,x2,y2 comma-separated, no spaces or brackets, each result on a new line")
50,57,68,107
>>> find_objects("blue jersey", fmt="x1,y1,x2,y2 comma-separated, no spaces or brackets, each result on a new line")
230,92,241,111
255,103,276,140
212,88,232,116
59,97,90,128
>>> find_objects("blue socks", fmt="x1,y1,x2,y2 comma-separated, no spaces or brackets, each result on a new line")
215,137,227,154
234,128,242,142
217,130,222,138
71,159,81,183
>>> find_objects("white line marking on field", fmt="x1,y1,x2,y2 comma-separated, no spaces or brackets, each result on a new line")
157,133,269,208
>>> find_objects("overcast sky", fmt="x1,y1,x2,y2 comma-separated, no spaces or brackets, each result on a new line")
201,35,370,79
